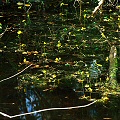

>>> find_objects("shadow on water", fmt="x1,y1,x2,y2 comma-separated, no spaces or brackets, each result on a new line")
1,82,120,120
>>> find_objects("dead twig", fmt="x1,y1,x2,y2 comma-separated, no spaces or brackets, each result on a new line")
92,0,105,16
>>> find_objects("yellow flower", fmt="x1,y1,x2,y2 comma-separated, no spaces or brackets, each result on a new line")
52,74,56,78
88,87,92,92
25,4,30,7
17,2,24,6
57,41,61,48
42,70,47,74
81,27,86,31
55,58,59,62
78,79,84,83
106,76,109,81
106,57,109,62
17,30,22,35
55,57,61,63
22,20,26,22
102,96,109,102
44,42,46,45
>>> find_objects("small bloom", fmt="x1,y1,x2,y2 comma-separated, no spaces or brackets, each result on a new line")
17,30,22,35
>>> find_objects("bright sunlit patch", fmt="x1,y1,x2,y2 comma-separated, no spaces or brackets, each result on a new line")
25,4,30,7
17,2,24,6
17,30,22,35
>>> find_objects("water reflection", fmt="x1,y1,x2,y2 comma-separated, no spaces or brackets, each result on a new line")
18,86,100,120
19,86,42,120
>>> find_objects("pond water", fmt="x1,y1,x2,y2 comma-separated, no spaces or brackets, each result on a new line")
0,1,120,120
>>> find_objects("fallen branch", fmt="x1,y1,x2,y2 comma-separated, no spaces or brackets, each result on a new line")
0,26,8,38
0,64,33,83
0,100,97,118
92,0,105,16
26,2,32,13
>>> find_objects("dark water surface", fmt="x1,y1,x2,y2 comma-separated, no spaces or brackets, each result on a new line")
0,1,120,120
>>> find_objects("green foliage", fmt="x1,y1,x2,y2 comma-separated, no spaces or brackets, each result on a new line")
1,0,120,101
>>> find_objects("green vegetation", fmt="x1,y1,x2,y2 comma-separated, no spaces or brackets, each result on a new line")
0,0,120,103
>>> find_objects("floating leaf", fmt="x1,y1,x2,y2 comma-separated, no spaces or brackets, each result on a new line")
17,2,24,6
97,64,102,67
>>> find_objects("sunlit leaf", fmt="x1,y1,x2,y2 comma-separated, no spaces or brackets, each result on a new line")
52,74,56,78
118,17,120,21
23,58,26,63
102,96,109,102
57,41,61,48
85,84,89,88
18,6,22,9
88,87,92,92
60,2,64,6
55,57,61,63
81,27,86,31
33,65,40,68
59,13,64,16
22,20,26,22
86,72,89,77
106,57,109,62
55,58,59,62
24,88,26,92
17,2,24,6
25,4,30,7
101,33,106,39
21,44,26,47
81,71,84,75
42,70,47,74
44,42,46,45
78,79,84,83
106,76,109,81
97,64,102,67
22,52,27,55
84,14,86,18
